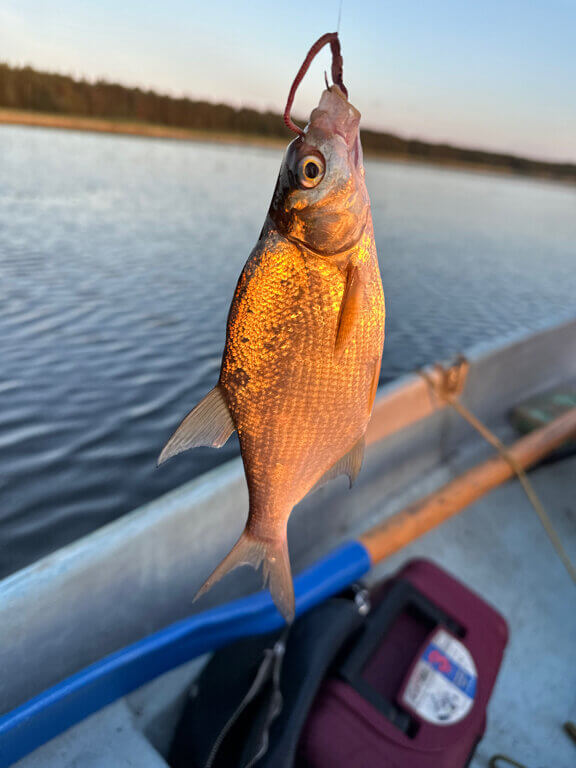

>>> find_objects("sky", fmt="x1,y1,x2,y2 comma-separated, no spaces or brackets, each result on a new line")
1,0,575,163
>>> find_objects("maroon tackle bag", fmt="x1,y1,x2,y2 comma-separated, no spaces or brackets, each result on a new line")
170,558,508,768
298,559,509,767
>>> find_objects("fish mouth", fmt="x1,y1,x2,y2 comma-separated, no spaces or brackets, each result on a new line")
307,86,362,155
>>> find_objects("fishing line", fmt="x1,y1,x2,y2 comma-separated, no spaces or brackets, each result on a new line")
337,0,343,34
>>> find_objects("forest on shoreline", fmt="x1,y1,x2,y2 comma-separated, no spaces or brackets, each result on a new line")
2,63,575,182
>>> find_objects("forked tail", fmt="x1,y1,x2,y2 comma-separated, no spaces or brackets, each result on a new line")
194,527,295,623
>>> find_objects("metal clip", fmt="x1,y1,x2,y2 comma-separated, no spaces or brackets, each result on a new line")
351,584,371,616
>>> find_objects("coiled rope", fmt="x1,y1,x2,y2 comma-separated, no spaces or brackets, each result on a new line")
417,358,576,586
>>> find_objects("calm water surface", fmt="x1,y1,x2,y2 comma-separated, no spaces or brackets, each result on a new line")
1,125,575,576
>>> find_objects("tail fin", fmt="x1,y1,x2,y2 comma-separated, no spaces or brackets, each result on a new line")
194,528,295,623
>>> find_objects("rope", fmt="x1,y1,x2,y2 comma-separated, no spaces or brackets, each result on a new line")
489,756,528,768
417,363,576,586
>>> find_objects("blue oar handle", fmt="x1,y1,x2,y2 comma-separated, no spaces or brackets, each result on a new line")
0,540,371,768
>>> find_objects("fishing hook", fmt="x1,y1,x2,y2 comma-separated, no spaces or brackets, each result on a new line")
283,32,348,137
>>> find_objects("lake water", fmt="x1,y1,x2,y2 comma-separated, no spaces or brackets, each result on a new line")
1,124,575,577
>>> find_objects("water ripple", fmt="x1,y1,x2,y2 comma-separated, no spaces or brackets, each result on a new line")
1,125,575,576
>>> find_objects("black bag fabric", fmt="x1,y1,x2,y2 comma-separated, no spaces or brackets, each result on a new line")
169,592,367,768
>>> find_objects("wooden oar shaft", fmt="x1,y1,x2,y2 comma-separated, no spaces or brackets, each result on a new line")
360,407,576,565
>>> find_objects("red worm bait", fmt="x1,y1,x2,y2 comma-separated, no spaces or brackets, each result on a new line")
283,32,348,137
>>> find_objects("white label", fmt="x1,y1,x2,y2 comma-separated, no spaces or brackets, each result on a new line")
401,629,477,726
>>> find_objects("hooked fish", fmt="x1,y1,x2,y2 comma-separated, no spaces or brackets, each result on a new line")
159,33,385,622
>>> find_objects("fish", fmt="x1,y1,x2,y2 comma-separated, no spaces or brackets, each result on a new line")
158,34,385,622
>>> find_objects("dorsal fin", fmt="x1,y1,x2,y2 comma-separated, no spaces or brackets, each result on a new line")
335,264,363,359
158,384,235,465
312,436,365,492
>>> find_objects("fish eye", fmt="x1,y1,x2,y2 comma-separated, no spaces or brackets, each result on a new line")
297,154,325,189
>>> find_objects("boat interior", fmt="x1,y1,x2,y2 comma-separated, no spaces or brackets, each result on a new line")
1,318,575,767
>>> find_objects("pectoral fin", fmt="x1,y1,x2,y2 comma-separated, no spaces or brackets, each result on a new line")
313,436,365,491
368,357,382,414
335,264,363,359
158,384,235,465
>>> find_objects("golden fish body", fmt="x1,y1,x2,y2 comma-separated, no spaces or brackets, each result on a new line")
159,85,385,620
221,224,384,533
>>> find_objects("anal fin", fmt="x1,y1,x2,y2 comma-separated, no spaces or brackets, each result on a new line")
313,436,365,492
158,384,235,465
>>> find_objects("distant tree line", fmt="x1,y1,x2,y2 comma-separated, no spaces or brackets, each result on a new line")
0,63,287,137
1,63,575,182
